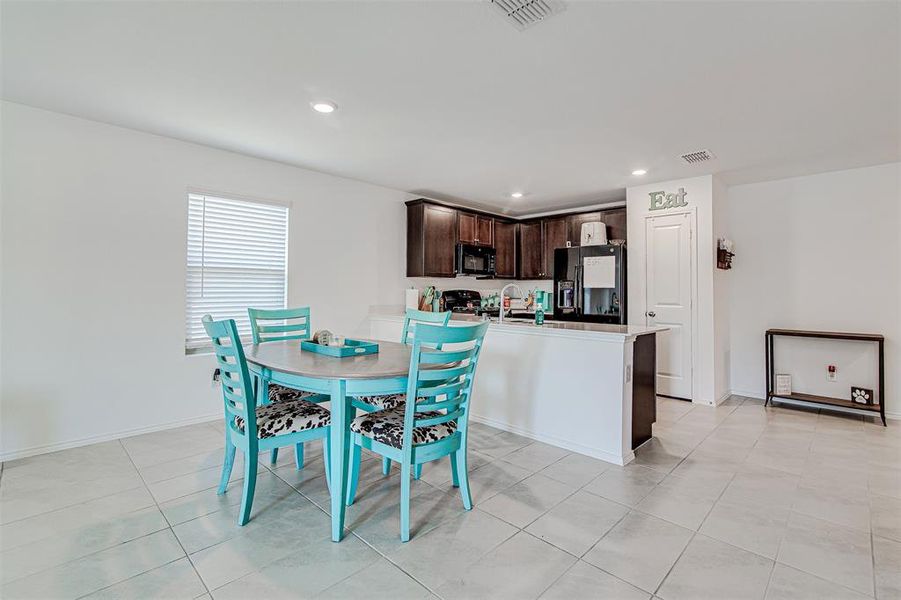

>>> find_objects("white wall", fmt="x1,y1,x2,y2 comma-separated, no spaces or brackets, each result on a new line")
712,176,731,402
0,102,410,460
727,162,900,416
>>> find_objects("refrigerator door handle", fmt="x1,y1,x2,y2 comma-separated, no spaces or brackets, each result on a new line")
575,264,582,311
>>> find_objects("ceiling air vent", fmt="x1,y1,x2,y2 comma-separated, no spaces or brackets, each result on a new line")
489,0,565,31
680,149,716,165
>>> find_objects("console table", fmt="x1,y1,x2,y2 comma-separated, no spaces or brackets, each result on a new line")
765,329,885,425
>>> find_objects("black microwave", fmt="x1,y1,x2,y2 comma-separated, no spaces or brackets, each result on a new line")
456,243,496,276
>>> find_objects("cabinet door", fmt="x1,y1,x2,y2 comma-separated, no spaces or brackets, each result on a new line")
424,204,457,277
458,212,476,244
543,217,569,279
494,221,516,278
476,216,494,247
518,221,544,279
567,211,602,245
601,207,627,242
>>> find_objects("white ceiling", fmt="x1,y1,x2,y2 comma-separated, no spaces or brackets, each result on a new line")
3,1,898,215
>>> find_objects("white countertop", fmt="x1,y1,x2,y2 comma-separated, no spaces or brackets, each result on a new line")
369,311,667,342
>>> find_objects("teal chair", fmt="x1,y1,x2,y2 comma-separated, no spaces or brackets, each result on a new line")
248,307,318,402
248,307,326,468
352,309,451,479
347,321,489,541
203,315,331,525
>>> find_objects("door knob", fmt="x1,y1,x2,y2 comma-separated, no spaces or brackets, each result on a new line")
646,311,656,318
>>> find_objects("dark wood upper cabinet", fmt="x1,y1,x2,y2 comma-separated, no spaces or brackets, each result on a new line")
601,207,627,242
458,212,493,246
567,211,602,245
458,212,476,244
476,216,494,247
494,221,516,278
518,221,544,279
543,217,569,279
407,202,457,277
407,198,627,279
566,208,627,246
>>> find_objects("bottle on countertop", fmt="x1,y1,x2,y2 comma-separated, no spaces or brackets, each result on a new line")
535,303,545,326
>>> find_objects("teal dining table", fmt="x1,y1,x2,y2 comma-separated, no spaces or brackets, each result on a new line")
244,339,412,542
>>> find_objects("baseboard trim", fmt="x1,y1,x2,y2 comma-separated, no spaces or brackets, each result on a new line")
730,389,765,400
1,413,221,463
469,413,634,466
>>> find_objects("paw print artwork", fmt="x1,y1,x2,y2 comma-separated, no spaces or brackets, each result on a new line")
851,387,873,405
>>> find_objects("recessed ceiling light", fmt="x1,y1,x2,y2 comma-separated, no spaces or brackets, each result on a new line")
631,169,648,176
311,101,337,114
511,192,524,199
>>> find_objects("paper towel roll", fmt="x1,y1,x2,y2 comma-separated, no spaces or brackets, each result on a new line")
405,288,419,310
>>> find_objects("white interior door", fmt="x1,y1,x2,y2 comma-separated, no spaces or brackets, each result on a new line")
645,212,693,400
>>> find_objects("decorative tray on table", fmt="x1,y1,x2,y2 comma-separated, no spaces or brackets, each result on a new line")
300,339,379,358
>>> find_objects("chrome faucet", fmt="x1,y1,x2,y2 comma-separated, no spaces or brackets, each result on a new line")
498,283,525,324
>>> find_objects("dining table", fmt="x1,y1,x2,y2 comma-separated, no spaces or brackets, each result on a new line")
244,339,413,542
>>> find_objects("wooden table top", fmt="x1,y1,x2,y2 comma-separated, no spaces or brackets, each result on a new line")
244,339,412,379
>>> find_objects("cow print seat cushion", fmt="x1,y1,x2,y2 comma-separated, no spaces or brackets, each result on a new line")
354,393,406,411
235,398,331,439
350,406,457,449
269,384,316,404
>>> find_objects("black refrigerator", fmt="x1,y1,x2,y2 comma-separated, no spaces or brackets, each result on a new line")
553,245,627,324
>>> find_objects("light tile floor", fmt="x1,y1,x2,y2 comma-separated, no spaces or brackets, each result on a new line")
1,396,899,599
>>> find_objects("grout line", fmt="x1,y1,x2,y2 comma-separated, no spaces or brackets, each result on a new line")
117,438,213,598
72,556,188,600
1,524,176,587
870,507,878,599
760,559,779,600
0,484,150,528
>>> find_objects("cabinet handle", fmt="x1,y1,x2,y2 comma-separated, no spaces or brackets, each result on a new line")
647,311,656,318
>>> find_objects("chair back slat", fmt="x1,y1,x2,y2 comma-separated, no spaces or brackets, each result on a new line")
418,365,469,381
415,408,464,428
398,322,489,452
416,397,464,413
203,315,255,433
401,309,451,345
248,307,311,344
415,379,466,398
419,347,475,364
256,323,309,334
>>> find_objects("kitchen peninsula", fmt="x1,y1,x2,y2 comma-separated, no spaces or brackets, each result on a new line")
368,313,664,466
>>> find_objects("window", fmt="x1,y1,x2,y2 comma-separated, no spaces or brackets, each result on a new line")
185,193,289,351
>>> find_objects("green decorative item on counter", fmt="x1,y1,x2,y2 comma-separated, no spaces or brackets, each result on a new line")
535,304,545,326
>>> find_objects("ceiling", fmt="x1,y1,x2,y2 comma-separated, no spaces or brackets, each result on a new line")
3,1,898,215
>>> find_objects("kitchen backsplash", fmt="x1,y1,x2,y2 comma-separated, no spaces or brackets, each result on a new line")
406,276,553,301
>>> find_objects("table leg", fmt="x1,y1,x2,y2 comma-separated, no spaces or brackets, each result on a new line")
329,379,349,542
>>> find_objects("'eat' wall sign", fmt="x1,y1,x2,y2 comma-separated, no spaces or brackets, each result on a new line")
649,188,688,211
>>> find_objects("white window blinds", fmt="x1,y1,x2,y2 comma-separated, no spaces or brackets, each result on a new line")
185,193,288,350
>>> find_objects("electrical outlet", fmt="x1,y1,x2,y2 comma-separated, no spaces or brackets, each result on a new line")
211,367,221,387
827,365,837,382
